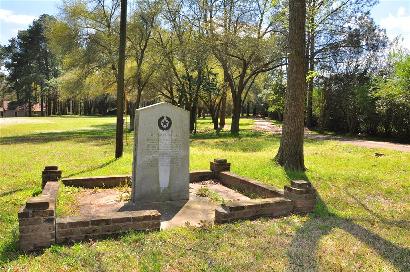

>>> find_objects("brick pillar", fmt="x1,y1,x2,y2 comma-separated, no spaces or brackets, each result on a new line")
18,196,55,251
284,180,316,213
18,182,60,251
210,159,231,175
42,166,62,188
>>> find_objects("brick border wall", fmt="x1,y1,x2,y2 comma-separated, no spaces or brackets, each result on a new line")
191,159,316,222
56,210,160,243
18,181,60,251
61,171,215,188
189,171,214,183
217,172,284,198
215,198,293,223
62,175,131,188
214,178,316,223
18,162,317,251
19,166,163,252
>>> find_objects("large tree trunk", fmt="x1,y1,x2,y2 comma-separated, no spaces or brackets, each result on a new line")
115,0,127,159
40,93,44,116
306,21,315,128
47,96,51,116
219,85,227,129
190,103,197,133
129,87,143,131
129,102,136,131
275,0,306,171
212,114,219,130
28,97,32,117
197,107,202,119
210,104,219,130
231,94,241,135
189,105,196,133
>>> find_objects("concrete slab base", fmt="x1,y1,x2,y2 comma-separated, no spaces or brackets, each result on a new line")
74,180,251,229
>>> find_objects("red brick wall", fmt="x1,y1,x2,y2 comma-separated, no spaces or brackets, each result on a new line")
215,198,293,223
56,210,160,244
189,171,214,183
61,175,131,188
217,172,283,198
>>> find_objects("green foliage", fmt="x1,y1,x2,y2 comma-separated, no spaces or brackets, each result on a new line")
259,71,286,118
376,54,410,106
4,15,59,110
373,53,410,138
47,0,121,101
306,70,318,82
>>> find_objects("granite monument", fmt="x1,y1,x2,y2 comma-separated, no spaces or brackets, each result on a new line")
131,102,190,203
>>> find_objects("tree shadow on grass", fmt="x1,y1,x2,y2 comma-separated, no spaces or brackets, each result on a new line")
0,123,116,146
190,130,275,153
345,190,410,230
0,233,21,267
285,171,410,272
0,188,26,198
190,128,265,140
62,158,117,178
191,131,327,153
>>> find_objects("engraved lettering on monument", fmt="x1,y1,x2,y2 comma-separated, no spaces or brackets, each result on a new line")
132,102,189,203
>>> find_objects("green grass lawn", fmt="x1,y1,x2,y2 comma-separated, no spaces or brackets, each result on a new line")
1,116,409,271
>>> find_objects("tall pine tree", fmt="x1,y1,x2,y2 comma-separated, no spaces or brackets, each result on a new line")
275,0,307,171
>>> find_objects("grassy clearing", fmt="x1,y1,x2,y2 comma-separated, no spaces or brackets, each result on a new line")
1,116,409,271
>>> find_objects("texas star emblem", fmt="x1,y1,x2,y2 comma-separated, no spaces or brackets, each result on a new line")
158,116,172,131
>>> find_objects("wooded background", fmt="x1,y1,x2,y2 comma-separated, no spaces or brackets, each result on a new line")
1,0,409,139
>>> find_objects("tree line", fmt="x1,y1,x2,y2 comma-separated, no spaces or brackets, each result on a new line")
1,0,409,139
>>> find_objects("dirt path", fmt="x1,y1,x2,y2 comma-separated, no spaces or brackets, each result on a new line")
253,119,410,152
0,117,53,126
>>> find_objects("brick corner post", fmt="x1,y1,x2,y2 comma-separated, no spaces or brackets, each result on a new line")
42,166,62,188
19,181,60,251
210,158,231,178
284,180,316,213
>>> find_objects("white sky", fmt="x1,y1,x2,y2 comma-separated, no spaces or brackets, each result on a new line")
0,0,409,49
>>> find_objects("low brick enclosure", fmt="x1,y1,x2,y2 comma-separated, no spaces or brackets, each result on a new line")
204,159,316,223
18,167,160,252
56,210,160,244
62,175,131,188
18,161,316,251
61,173,213,188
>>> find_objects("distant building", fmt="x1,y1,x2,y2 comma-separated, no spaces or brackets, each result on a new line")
0,101,46,117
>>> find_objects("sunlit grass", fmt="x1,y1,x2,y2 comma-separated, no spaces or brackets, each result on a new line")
1,116,409,271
